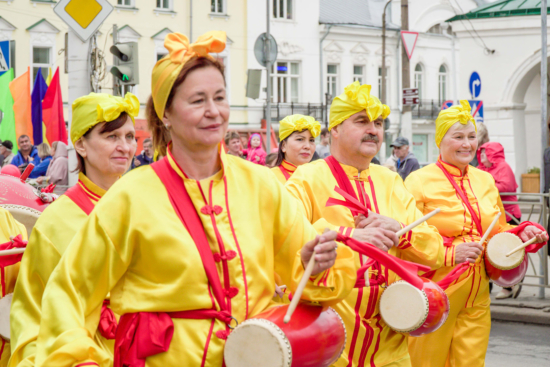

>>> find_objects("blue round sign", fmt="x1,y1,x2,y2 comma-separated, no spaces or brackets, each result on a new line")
441,100,453,110
469,72,481,99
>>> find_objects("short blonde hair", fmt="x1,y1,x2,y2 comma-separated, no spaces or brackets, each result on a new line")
37,143,51,159
477,123,489,146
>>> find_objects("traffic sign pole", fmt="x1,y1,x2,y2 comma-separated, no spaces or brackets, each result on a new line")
265,0,272,153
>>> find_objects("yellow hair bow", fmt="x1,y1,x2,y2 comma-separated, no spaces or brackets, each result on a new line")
96,93,139,125
152,31,226,119
329,81,379,131
435,100,477,147
279,114,321,141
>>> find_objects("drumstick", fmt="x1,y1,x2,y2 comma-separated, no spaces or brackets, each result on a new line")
478,212,501,246
284,229,329,324
0,248,25,257
395,208,441,238
506,236,538,257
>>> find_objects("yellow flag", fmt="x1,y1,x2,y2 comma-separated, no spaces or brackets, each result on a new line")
45,67,52,86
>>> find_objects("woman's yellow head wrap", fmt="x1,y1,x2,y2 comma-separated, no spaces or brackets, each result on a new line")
329,81,381,131
435,100,477,147
151,31,226,120
279,114,321,141
70,92,139,144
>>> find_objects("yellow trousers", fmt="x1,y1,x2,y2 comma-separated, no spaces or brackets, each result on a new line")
409,263,491,367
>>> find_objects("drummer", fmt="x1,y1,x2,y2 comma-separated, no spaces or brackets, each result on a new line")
285,81,444,367
33,31,356,366
0,208,27,366
405,100,548,367
9,92,139,366
271,114,321,184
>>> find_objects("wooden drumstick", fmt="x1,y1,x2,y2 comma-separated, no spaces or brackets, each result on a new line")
478,212,501,246
506,236,538,257
284,229,330,324
0,248,25,257
395,208,441,238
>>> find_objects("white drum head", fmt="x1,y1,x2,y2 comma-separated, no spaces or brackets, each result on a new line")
380,281,429,333
0,293,12,341
0,205,41,235
486,233,524,270
224,318,291,367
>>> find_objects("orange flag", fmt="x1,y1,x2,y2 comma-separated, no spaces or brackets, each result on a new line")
9,68,33,144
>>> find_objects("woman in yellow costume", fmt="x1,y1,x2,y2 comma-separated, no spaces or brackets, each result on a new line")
272,114,321,184
33,31,355,367
9,92,139,367
405,100,547,367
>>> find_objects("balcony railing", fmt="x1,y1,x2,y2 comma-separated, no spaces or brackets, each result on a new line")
411,99,446,120
263,102,328,127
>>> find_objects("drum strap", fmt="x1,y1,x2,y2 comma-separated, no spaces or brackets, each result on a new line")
65,183,94,215
436,160,483,236
114,157,233,367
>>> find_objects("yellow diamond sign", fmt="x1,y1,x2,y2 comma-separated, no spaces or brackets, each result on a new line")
54,0,113,42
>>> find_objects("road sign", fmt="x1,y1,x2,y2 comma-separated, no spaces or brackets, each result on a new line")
403,88,418,96
401,31,419,60
0,41,9,76
469,71,481,99
254,33,277,67
54,0,114,42
403,97,420,105
441,100,453,110
469,100,483,123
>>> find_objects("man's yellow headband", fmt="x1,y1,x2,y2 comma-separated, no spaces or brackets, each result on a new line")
279,114,321,141
435,100,477,147
70,92,139,144
151,31,226,120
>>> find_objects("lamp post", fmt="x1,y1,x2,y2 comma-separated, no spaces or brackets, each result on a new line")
381,0,392,105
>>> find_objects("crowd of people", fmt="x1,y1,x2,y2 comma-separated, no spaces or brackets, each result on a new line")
0,29,546,367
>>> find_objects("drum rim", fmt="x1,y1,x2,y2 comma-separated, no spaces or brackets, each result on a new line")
380,280,429,333
486,232,524,270
225,317,292,367
328,307,347,363
0,204,42,217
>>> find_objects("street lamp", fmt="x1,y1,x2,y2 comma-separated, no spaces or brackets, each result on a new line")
381,0,392,105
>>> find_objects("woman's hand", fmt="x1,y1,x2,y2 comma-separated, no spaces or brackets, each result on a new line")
352,227,398,252
301,230,339,276
455,242,484,264
354,212,401,232
36,177,44,184
519,225,549,244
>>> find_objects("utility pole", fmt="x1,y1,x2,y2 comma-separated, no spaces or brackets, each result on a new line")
112,24,119,96
381,0,392,105
400,0,412,142
265,0,272,153
539,0,547,299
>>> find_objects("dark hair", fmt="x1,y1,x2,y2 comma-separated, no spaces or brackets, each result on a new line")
274,137,288,167
265,152,278,167
143,138,152,145
320,128,329,137
147,56,226,157
2,140,13,150
18,135,30,142
74,112,130,174
224,131,241,146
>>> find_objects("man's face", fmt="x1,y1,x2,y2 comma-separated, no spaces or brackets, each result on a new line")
393,145,409,159
0,147,6,156
143,142,153,156
229,138,242,154
18,137,31,153
332,111,383,160
321,134,330,145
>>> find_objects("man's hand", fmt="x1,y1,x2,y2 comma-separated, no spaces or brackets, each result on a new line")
519,226,548,244
354,212,401,232
134,157,141,167
301,230,339,276
455,242,484,264
352,227,398,252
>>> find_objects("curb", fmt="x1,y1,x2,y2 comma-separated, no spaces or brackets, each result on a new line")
491,305,550,326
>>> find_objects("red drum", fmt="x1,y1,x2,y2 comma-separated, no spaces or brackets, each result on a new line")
485,252,528,288
379,279,450,337
485,233,529,288
224,303,346,367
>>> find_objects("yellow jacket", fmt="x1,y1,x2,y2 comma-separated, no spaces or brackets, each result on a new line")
9,174,111,367
0,208,28,367
285,158,444,367
271,160,297,184
35,150,356,367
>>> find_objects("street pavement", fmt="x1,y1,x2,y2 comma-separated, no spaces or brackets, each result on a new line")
486,321,550,367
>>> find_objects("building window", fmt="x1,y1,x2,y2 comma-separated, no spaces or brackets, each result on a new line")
156,0,172,10
271,61,299,103
211,0,225,13
378,67,389,101
273,0,293,20
427,24,453,36
32,47,51,82
326,64,338,99
438,65,447,102
156,53,167,61
117,0,134,6
353,65,364,84
414,63,423,99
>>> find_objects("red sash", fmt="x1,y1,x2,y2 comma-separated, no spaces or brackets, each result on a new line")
278,165,291,180
0,235,27,297
64,184,94,216
114,157,233,367
325,156,369,216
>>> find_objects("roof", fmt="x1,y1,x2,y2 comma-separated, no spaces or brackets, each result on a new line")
319,0,399,29
448,0,549,22
26,18,60,32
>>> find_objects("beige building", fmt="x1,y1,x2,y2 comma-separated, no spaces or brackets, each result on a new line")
0,0,248,125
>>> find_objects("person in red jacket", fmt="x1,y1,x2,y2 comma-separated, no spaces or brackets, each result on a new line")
478,141,523,299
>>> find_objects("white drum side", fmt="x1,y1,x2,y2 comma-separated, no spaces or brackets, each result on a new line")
486,232,524,270
0,293,12,341
380,281,429,333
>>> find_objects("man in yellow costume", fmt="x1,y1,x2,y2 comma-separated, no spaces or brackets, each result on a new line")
285,81,445,367
405,101,547,367
0,208,27,367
